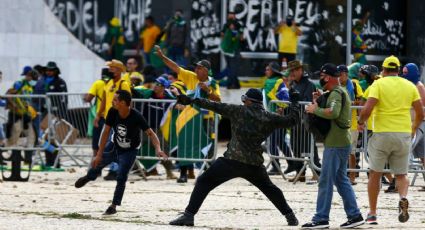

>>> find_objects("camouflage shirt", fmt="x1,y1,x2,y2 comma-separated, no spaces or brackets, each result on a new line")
193,98,300,166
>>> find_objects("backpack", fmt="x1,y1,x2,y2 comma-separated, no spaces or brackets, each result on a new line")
303,88,350,142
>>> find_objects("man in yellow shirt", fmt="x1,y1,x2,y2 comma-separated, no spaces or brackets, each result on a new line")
137,16,161,65
358,55,424,224
85,68,111,159
274,15,302,65
94,59,132,180
154,45,220,102
122,58,143,87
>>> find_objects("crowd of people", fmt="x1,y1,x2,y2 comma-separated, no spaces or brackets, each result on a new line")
1,9,424,230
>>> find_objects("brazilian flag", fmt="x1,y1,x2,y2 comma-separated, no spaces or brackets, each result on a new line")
175,105,211,166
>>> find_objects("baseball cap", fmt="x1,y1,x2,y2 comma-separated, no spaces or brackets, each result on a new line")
337,65,348,73
320,63,338,77
382,55,400,68
21,66,32,76
195,60,211,70
155,76,170,88
241,88,263,104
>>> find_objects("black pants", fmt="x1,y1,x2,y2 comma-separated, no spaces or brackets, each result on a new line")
185,157,293,216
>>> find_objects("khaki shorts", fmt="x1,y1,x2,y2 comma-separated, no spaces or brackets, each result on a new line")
367,132,411,175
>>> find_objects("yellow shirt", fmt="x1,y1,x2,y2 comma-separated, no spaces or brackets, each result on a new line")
88,80,106,114
277,25,298,53
350,79,364,130
140,25,161,53
122,71,144,85
103,79,131,117
368,76,420,133
178,67,221,97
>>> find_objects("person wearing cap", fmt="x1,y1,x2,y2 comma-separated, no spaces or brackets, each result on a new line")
84,68,112,161
274,15,302,65
358,55,424,224
338,64,363,185
122,58,144,87
220,11,243,89
133,76,177,179
103,17,125,61
303,63,364,229
287,60,321,180
358,65,396,192
94,59,131,180
169,88,301,227
5,66,38,160
263,62,291,175
155,45,221,102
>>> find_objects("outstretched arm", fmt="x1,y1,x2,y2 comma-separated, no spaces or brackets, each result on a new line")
154,45,180,74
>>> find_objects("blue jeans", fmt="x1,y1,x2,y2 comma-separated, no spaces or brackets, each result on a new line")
87,147,138,205
312,146,361,222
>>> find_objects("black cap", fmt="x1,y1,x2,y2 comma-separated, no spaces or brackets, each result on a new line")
337,65,348,73
195,60,211,70
320,63,338,77
46,61,61,74
268,62,283,76
242,88,263,103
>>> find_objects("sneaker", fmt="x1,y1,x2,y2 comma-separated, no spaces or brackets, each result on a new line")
340,215,364,228
301,221,329,229
169,212,194,226
103,171,117,181
285,212,299,226
366,214,378,225
103,206,117,215
177,176,188,183
74,176,90,188
384,184,398,193
398,198,409,223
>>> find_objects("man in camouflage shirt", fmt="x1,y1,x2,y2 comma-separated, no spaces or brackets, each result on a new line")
169,88,301,227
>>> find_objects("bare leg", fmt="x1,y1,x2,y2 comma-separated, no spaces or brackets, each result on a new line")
368,170,383,215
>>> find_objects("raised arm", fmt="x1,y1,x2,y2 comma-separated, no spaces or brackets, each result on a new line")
154,45,180,74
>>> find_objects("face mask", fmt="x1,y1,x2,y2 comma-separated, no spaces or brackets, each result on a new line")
29,80,37,86
286,19,293,26
319,78,327,88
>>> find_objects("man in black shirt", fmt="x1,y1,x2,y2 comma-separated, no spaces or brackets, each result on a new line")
75,90,167,215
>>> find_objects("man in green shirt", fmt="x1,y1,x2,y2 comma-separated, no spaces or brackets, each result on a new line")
302,63,364,229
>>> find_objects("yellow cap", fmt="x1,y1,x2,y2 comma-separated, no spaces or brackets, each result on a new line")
110,17,121,27
382,55,400,68
106,59,126,73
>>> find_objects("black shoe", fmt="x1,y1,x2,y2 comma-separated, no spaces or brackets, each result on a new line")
169,212,194,226
340,215,364,228
103,206,117,215
285,212,299,226
398,198,409,223
177,176,188,183
75,176,90,188
103,171,117,181
301,221,329,229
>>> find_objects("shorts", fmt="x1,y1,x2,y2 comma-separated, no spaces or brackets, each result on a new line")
367,132,411,175
92,117,105,150
412,121,425,158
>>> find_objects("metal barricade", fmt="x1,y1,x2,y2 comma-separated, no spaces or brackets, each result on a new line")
46,92,93,167
0,94,52,180
266,100,425,184
267,100,319,183
132,98,218,171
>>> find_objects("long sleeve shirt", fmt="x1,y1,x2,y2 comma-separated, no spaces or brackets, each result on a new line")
193,98,300,166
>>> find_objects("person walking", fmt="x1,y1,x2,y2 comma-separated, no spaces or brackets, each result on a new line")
169,88,301,227
358,56,424,224
302,63,364,229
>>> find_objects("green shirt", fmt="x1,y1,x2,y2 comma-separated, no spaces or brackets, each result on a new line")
313,86,351,147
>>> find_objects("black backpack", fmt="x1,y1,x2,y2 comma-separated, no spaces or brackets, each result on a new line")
303,88,350,142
